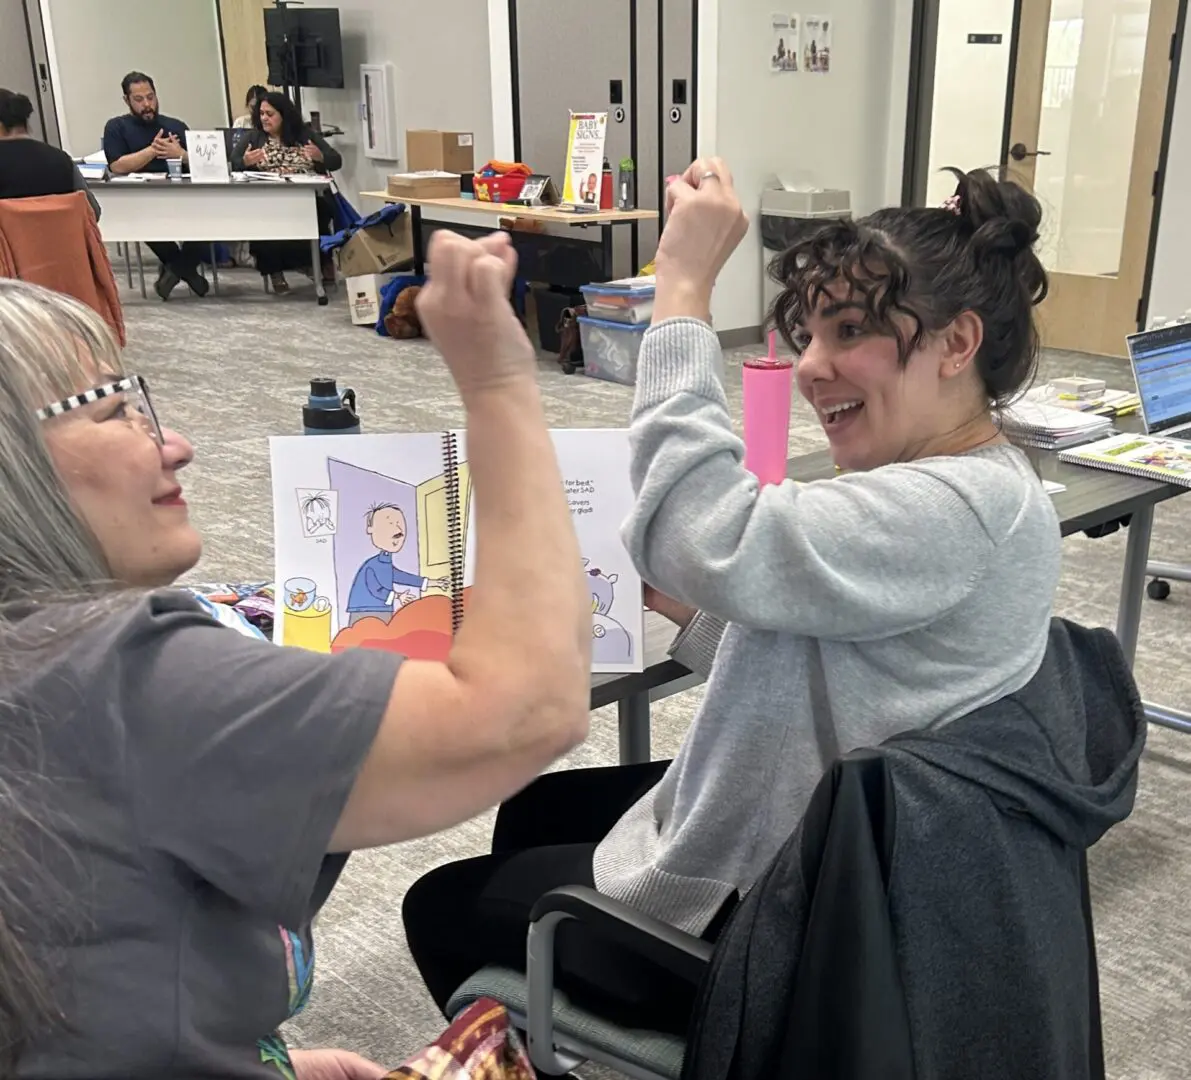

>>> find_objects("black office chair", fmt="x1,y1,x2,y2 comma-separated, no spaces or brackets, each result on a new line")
1146,559,1191,600
448,885,704,1079
447,742,1108,1080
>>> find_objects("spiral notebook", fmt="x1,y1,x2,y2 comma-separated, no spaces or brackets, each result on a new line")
1058,432,1191,489
1001,400,1113,450
269,430,644,673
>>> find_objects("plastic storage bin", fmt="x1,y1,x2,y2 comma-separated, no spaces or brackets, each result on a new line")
578,316,647,385
580,276,656,325
473,174,527,203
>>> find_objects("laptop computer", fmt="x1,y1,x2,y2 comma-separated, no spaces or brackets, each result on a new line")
217,126,253,160
1126,322,1191,440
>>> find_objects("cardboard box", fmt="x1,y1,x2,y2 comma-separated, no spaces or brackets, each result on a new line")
346,272,397,326
406,129,475,174
334,214,413,278
386,171,461,200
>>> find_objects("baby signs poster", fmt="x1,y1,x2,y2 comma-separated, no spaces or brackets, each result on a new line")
562,111,608,207
270,429,643,673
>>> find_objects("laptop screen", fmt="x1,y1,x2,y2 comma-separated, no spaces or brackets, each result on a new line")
217,127,252,159
1126,322,1191,434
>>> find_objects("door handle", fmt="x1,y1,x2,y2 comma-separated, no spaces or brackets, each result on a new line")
1009,142,1052,162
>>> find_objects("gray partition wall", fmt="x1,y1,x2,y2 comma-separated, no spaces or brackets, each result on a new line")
509,0,698,276
0,0,60,145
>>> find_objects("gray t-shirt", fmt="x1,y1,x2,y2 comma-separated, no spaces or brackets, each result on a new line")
12,590,401,1078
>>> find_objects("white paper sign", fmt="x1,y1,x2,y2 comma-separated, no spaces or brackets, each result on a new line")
804,15,832,74
185,130,230,183
770,13,800,72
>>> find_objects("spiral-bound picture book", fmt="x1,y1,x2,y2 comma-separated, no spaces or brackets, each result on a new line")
269,430,644,673
1058,432,1191,488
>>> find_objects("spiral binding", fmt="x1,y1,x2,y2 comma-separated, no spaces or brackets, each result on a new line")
441,431,466,635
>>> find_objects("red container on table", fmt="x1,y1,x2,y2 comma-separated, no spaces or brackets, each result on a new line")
600,160,614,210
473,174,528,203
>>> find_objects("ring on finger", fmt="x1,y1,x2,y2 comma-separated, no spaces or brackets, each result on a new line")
699,170,721,183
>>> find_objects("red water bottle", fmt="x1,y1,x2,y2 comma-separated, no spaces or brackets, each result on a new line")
600,157,614,210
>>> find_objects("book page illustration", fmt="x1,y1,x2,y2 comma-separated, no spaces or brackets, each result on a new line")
271,434,471,661
297,489,338,537
453,427,644,674
271,429,642,674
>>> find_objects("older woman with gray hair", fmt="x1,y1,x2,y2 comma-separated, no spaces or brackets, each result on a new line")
0,234,591,1077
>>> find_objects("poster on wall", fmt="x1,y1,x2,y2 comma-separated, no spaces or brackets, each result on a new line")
770,13,800,73
803,15,832,73
562,112,608,206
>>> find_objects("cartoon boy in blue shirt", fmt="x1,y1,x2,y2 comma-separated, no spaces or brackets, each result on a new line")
345,504,449,624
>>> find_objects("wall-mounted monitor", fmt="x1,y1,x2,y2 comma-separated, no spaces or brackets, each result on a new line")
265,7,345,90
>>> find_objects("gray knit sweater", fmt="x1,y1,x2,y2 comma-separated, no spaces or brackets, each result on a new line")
592,318,1063,935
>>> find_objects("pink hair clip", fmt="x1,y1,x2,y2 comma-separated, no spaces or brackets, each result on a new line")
941,194,962,216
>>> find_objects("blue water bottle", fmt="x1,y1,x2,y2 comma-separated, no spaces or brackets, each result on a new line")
302,377,360,435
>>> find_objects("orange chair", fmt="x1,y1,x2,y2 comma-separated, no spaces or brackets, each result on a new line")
0,191,125,345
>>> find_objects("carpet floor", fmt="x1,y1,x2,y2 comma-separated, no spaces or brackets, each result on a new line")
116,268,1191,1078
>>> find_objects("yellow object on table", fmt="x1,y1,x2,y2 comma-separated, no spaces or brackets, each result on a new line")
282,602,332,653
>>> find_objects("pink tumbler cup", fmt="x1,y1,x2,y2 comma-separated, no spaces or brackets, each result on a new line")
743,332,793,486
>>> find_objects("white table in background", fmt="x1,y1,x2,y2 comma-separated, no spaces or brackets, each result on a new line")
89,176,332,305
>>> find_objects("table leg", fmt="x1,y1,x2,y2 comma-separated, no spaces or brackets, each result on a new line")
124,244,133,289
411,205,425,275
209,243,220,296
1114,504,1153,667
617,693,652,765
135,243,146,299
630,220,639,276
1110,506,1191,738
601,224,614,279
311,240,328,305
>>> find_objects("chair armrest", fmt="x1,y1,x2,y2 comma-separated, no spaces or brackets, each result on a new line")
525,885,712,1074
529,885,713,983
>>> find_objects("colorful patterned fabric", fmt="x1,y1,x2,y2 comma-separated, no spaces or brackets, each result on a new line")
385,999,534,1080
184,583,275,635
261,140,316,176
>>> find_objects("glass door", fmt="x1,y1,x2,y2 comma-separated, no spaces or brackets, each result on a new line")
1006,0,1180,356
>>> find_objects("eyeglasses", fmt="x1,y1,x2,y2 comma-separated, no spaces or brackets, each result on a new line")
35,375,164,445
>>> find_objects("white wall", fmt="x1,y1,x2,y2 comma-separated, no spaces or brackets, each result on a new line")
39,0,227,156
1149,28,1191,325
924,0,1014,207
487,0,514,160
300,0,495,205
706,0,914,332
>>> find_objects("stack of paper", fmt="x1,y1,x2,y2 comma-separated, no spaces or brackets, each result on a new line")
1001,400,1113,450
1023,385,1141,417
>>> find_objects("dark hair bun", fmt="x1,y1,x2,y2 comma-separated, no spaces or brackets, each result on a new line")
946,167,1047,305
0,90,34,131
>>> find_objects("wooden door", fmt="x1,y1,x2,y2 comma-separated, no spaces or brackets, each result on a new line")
1006,0,1180,356
218,0,274,120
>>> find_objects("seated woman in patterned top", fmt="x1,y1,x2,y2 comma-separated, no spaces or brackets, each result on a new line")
231,91,342,294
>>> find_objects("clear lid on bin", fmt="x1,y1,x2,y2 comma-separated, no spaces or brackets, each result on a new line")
582,275,656,296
